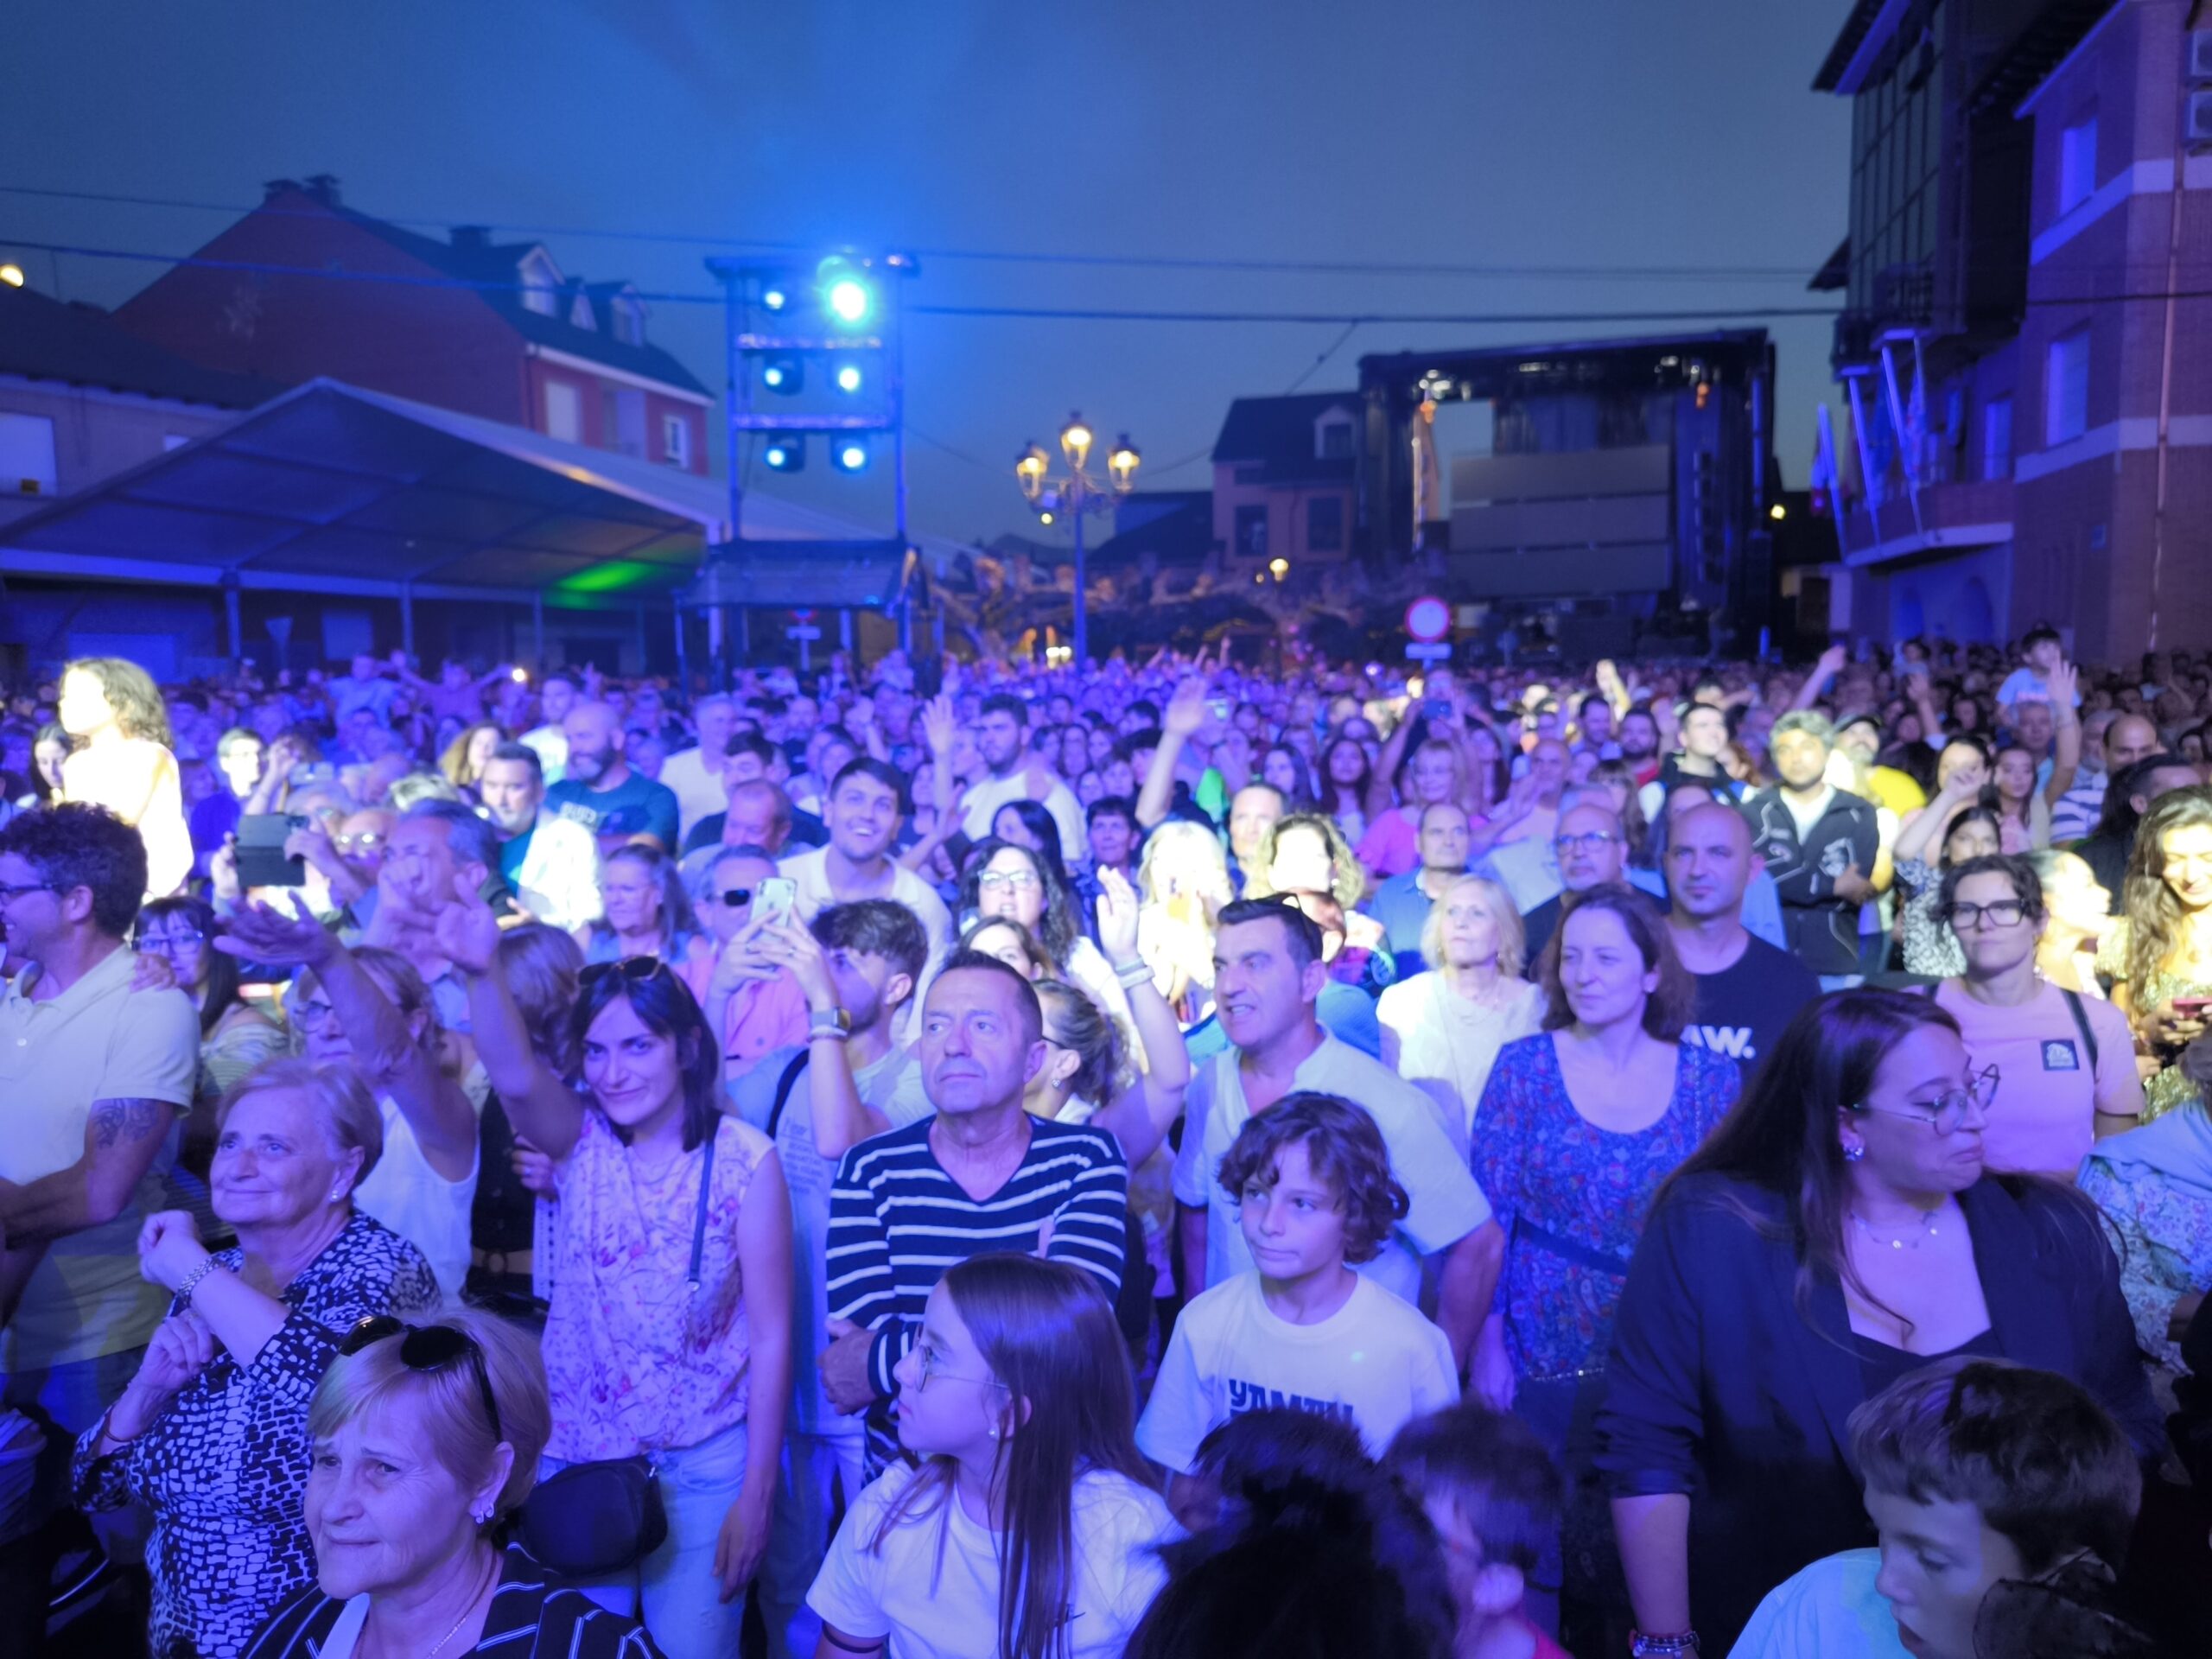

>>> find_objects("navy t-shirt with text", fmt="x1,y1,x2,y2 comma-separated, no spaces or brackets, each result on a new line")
544,772,680,849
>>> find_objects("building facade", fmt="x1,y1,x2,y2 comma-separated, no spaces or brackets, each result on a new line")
1210,393,1361,578
1815,0,2212,662
112,175,712,474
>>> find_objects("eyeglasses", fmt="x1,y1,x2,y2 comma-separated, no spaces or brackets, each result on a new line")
335,831,385,853
1942,899,2028,930
1553,831,1618,854
580,956,673,989
0,881,56,903
338,1317,503,1442
976,869,1039,892
1849,1066,2000,1135
134,929,206,953
715,887,754,908
912,1343,1007,1395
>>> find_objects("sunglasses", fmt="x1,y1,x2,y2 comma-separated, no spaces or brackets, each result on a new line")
338,1316,503,1442
715,887,754,907
580,956,674,989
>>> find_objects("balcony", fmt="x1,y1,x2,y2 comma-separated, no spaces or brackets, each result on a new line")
1835,476,2012,567
1832,262,1937,371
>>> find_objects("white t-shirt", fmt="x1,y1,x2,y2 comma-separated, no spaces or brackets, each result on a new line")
959,772,1090,863
807,1463,1174,1659
1376,974,1547,1157
1170,1032,1492,1301
779,844,956,958
1136,1271,1459,1472
1729,1549,1910,1659
351,1093,479,1306
659,746,728,842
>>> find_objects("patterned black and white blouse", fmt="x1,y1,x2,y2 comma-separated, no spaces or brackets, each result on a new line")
73,1210,438,1659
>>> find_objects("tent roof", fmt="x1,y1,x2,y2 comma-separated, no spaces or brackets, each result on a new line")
0,378,973,610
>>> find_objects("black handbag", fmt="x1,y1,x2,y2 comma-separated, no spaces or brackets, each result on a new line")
517,1127,717,1576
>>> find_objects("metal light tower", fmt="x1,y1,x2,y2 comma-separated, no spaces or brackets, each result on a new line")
1014,413,1139,664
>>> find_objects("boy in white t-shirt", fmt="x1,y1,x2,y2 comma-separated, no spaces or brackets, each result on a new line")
1139,1090,1459,1524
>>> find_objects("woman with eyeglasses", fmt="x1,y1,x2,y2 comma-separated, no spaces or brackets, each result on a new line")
1918,855,2141,1179
807,1255,1174,1659
442,895,791,1659
576,843,716,1004
959,836,1130,1033
1595,988,2158,1656
247,1307,667,1659
137,893,284,1129
73,1058,437,1659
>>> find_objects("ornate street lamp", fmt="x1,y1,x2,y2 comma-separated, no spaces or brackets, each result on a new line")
1014,411,1138,664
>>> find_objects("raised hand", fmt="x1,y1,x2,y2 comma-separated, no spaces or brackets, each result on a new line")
137,1210,211,1295
126,1311,220,1407
754,912,836,1010
920,694,957,756
1096,866,1142,966
213,893,337,969
432,881,503,976
1163,677,1210,740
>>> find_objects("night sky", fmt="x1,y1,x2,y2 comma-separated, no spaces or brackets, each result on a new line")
2,1,1851,552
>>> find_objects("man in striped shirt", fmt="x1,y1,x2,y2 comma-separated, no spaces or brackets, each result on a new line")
820,950,1128,1473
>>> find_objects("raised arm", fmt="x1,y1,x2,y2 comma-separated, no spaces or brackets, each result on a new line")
1788,643,1849,714
1363,702,1420,824
897,694,963,873
755,913,887,1160
433,888,585,1160
2040,665,2083,808
1138,678,1208,830
1084,868,1191,1169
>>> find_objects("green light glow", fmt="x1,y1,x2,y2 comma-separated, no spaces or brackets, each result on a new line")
556,559,663,594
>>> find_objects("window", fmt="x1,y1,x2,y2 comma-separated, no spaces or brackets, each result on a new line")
1306,495,1344,552
569,293,595,330
543,380,582,443
1234,504,1268,559
1316,415,1354,461
662,413,691,469
0,412,57,497
518,249,562,318
2057,113,2098,217
2045,328,2090,446
1981,396,2013,480
613,298,645,347
601,387,645,457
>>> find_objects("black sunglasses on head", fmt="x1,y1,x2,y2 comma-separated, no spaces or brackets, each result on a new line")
579,956,674,989
338,1316,503,1442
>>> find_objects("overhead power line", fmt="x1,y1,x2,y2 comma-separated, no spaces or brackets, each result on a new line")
0,181,1824,283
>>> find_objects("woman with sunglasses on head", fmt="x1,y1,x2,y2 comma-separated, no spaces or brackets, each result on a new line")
247,1306,666,1659
436,891,791,1659
1595,989,2158,1656
807,1255,1174,1659
73,1058,437,1659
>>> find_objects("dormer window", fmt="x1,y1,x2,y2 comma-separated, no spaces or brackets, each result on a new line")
1315,410,1355,461
569,292,595,329
518,248,562,318
612,296,646,347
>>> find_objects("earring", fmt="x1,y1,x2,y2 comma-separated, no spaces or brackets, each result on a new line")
1841,1141,1865,1163
988,1427,1001,1440
328,1186,345,1202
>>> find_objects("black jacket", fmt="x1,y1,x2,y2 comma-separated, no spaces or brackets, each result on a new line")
1741,785,1883,975
1595,1173,2159,1653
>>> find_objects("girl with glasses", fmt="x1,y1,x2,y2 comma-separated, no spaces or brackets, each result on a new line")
73,1059,438,1659
1595,988,2158,1656
808,1255,1173,1659
445,899,791,1659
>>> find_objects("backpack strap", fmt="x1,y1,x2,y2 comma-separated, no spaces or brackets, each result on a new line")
2059,987,2099,1073
686,1122,719,1290
766,1049,812,1142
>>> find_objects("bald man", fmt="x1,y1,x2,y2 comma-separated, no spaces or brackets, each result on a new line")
1516,800,1629,968
2051,711,2159,844
543,700,680,855
1665,799,1821,1077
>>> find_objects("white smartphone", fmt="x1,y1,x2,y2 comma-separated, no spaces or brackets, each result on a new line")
755,876,798,927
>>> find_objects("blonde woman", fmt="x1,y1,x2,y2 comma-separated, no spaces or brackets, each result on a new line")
58,655,192,897
1135,818,1232,1022
1376,875,1545,1153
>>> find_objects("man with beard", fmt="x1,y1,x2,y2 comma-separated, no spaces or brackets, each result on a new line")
543,700,679,855
956,692,1089,861
478,742,602,931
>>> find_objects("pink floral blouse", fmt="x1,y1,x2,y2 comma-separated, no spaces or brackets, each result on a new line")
542,1109,773,1460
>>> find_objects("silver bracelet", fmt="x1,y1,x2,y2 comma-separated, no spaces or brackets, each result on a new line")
175,1256,226,1310
1112,959,1154,988
808,1024,851,1042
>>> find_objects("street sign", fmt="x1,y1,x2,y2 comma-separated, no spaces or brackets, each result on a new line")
1405,595,1452,644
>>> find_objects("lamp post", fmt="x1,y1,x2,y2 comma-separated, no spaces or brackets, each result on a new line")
1015,412,1139,664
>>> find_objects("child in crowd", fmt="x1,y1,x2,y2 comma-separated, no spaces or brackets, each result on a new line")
1732,1357,2156,1659
1138,1090,1459,1522
1386,1402,1574,1659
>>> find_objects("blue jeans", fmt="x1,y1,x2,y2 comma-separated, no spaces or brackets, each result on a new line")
759,1421,865,1659
543,1420,751,1659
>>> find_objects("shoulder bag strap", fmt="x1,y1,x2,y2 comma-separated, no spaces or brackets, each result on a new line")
687,1123,719,1289
766,1050,811,1143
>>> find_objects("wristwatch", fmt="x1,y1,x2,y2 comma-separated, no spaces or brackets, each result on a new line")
1630,1631,1700,1656
808,1006,852,1035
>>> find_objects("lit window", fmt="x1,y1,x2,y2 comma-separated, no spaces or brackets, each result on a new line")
518,249,562,318
2045,328,2090,446
2057,114,2098,216
543,381,582,443
0,412,57,496
663,415,691,470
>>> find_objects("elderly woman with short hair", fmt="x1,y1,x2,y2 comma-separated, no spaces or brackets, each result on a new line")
245,1308,664,1659
73,1058,438,1659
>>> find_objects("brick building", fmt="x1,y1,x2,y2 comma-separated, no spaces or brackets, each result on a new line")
1814,0,2212,662
112,175,711,474
1211,392,1360,576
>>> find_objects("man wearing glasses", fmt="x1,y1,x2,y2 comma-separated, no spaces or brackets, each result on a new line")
0,804,198,1603
478,743,602,931
1516,801,1631,968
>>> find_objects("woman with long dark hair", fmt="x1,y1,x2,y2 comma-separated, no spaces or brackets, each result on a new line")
1595,988,2157,1654
960,836,1126,1025
807,1255,1174,1659
58,653,192,896
2103,785,2212,1121
1317,734,1374,844
443,895,792,1659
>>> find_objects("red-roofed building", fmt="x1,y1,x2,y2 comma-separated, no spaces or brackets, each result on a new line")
112,175,710,474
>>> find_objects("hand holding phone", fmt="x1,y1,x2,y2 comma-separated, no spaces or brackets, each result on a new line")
754,876,798,929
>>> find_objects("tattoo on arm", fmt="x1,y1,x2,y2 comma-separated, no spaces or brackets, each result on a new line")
90,1099,168,1151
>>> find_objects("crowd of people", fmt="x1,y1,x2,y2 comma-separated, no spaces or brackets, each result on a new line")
0,626,2209,1658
